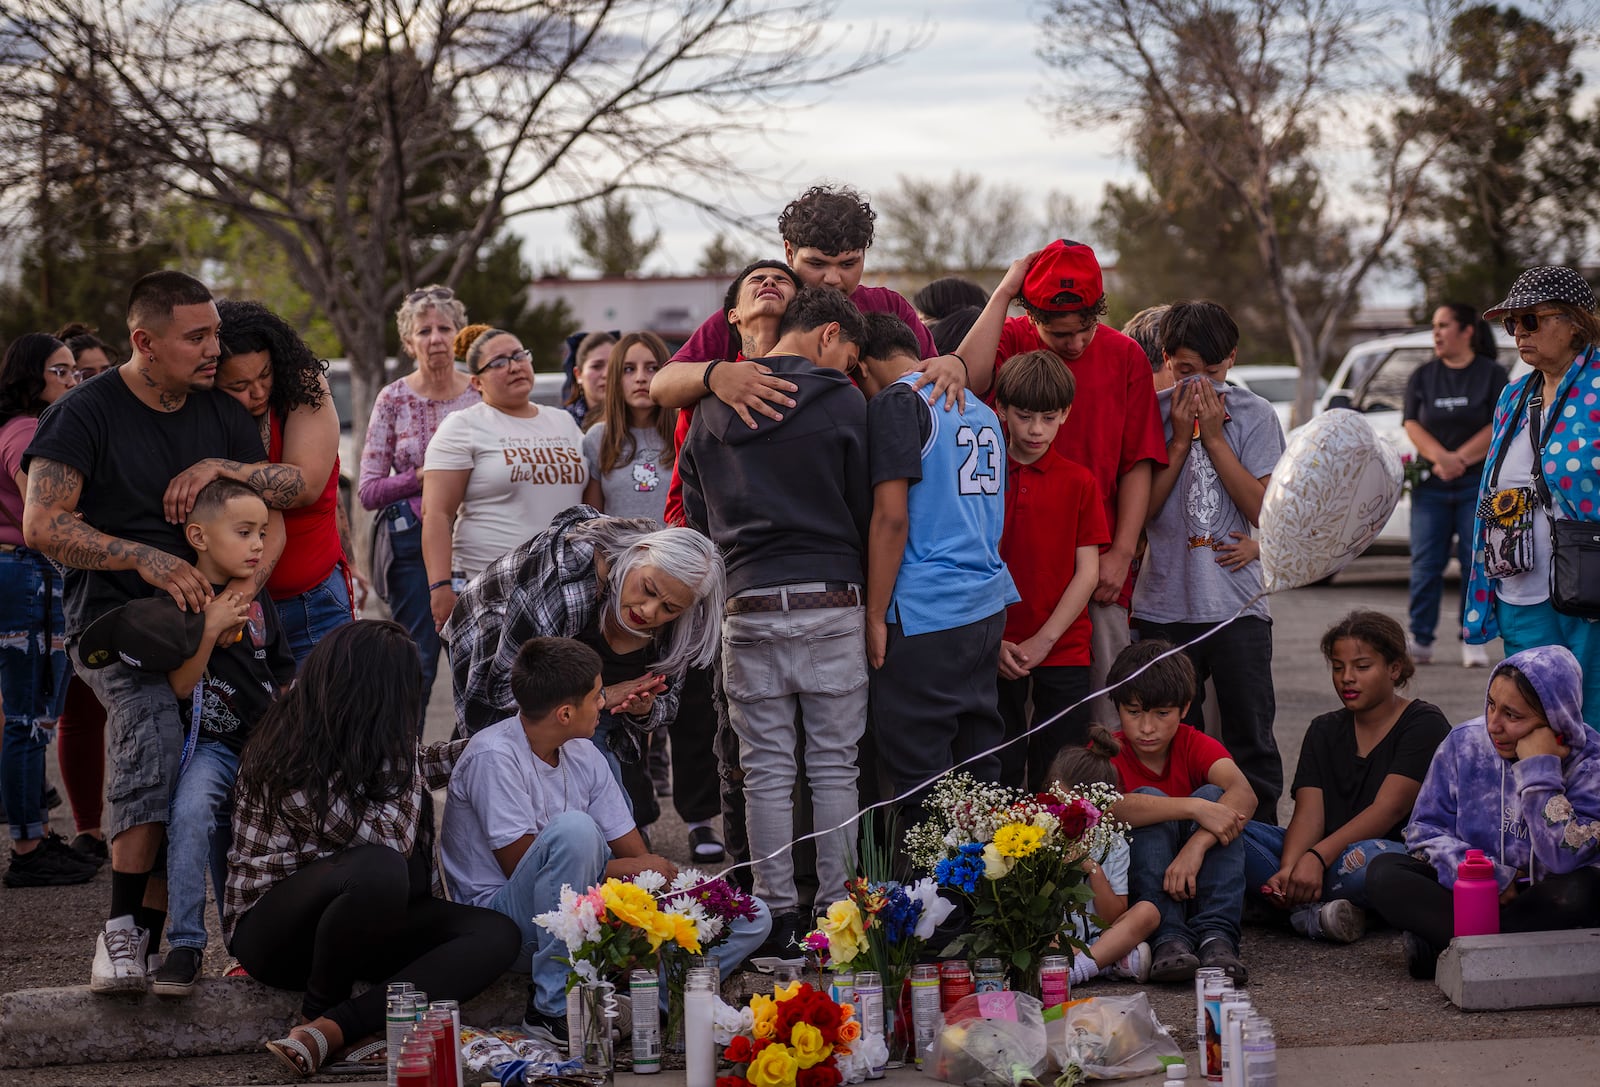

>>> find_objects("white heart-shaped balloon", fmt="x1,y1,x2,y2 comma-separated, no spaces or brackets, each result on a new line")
1260,410,1403,593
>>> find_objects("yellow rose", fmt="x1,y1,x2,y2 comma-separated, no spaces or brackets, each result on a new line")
775,979,805,1002
817,900,867,964
790,1022,833,1069
981,843,1016,879
748,1043,799,1087
668,911,703,954
751,994,778,1040
993,823,1045,859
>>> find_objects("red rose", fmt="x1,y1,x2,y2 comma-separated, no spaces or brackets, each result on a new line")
718,1076,749,1087
807,995,844,1038
797,1063,843,1087
724,1036,754,1063
1058,800,1091,839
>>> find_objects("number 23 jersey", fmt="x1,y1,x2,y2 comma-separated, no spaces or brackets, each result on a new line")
868,374,1019,636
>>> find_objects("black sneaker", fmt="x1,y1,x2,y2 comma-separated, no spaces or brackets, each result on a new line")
43,785,62,811
522,989,570,1050
4,841,99,887
68,833,108,865
759,909,809,958
151,947,202,997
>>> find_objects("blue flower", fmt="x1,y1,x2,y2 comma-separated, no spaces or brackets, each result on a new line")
879,886,922,943
935,851,983,894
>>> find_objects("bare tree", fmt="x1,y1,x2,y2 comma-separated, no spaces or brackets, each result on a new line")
0,0,907,453
1038,0,1469,424
875,172,1039,279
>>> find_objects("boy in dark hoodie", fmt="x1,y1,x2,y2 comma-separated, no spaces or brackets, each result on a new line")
1365,644,1600,979
678,285,870,944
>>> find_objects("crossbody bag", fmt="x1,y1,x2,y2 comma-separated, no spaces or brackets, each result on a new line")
1478,380,1540,580
1526,375,1600,619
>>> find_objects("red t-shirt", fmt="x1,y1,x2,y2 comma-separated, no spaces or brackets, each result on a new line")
1112,725,1231,799
990,318,1166,556
1000,448,1109,667
661,285,937,526
266,411,346,598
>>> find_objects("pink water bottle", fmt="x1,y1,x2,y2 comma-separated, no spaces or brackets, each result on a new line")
1453,849,1501,937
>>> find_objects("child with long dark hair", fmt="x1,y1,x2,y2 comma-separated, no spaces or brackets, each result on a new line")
581,331,676,519
226,620,518,1076
1241,611,1449,942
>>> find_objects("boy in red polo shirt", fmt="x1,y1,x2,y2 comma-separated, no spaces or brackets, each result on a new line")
993,350,1108,788
981,241,1166,712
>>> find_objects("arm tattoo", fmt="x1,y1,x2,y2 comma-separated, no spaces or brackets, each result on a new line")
243,462,307,509
25,459,168,573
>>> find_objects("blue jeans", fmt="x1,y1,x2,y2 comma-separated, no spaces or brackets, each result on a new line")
381,506,440,709
1497,598,1600,725
1127,784,1245,950
166,740,239,952
274,563,355,665
487,811,772,1017
1239,821,1407,910
1407,475,1478,645
0,550,70,840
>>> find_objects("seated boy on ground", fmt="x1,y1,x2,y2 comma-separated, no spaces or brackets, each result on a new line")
440,636,769,1045
992,350,1108,788
79,478,293,996
1106,639,1255,984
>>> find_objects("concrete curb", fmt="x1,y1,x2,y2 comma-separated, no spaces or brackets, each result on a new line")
1436,927,1600,1010
0,974,524,1069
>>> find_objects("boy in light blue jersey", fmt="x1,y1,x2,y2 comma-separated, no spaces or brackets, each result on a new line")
861,310,1019,809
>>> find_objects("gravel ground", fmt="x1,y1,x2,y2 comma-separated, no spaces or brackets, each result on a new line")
4,556,1593,1083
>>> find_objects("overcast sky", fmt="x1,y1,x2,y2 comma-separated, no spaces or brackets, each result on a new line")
513,1,1119,276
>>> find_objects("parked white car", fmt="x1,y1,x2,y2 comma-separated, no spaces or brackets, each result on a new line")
1312,328,1525,553
1226,364,1324,435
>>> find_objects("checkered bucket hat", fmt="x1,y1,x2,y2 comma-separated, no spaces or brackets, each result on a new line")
1483,266,1598,318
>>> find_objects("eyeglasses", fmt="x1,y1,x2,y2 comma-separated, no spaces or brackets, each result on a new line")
1502,310,1569,336
46,365,80,383
476,348,531,373
405,286,455,305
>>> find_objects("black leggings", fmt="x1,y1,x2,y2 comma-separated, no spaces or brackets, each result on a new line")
1365,852,1600,958
230,845,519,1042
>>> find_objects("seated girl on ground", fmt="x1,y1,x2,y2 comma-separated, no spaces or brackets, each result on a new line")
1365,644,1600,979
1242,611,1450,942
1046,726,1162,986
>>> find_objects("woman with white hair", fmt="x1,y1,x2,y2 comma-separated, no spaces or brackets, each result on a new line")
443,506,725,798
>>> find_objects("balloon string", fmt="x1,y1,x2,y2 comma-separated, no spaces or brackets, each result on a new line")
709,592,1267,886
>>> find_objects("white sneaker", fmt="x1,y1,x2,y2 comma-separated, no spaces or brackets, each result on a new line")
1406,637,1433,665
1107,941,1151,983
1314,900,1367,944
90,917,150,995
1462,642,1490,668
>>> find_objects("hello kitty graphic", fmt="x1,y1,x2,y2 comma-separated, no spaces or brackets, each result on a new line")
632,460,660,492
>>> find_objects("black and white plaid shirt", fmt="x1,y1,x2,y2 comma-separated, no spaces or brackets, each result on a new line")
223,738,466,945
441,505,680,751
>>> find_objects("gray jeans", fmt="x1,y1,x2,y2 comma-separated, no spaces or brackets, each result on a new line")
721,594,867,913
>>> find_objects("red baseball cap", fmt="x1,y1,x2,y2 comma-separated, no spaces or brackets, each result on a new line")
1022,240,1104,312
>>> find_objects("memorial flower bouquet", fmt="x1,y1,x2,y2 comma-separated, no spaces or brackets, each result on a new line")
718,980,874,1087
903,773,1126,992
657,869,761,1040
533,875,704,984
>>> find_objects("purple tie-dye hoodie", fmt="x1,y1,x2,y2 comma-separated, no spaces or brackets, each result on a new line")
1406,644,1600,889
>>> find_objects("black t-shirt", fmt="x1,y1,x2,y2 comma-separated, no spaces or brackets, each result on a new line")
184,590,295,754
22,368,265,634
1293,699,1451,841
867,380,933,487
1402,355,1508,482
574,610,657,688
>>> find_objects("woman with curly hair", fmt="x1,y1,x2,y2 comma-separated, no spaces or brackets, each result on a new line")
422,325,586,632
1,333,98,887
162,300,350,662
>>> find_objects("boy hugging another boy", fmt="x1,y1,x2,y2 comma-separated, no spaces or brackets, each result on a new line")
857,313,1019,806
79,478,292,996
677,286,870,948
1132,301,1285,824
992,351,1108,788
1106,640,1256,984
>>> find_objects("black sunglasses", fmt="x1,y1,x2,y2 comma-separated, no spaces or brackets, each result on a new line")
1502,310,1568,336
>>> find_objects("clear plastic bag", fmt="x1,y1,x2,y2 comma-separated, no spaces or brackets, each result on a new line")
1045,993,1183,1082
928,991,1050,1087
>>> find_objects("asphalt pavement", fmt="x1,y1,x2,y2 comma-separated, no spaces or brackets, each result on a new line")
5,556,1597,1084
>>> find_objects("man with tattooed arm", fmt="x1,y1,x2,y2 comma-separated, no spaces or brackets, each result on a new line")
21,271,299,994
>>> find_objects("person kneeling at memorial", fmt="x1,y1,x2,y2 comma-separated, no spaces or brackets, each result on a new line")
1365,645,1600,981
440,636,770,1048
